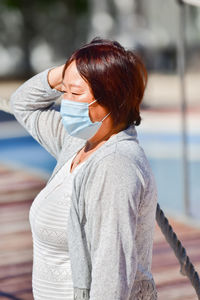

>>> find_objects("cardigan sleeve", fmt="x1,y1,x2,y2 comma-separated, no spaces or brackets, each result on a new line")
85,154,144,300
10,69,67,159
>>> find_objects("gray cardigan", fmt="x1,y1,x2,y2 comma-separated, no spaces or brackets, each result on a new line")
10,69,158,300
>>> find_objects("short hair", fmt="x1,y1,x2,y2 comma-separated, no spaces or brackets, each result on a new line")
62,37,147,127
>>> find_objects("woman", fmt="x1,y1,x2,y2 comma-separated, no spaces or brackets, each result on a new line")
10,38,157,300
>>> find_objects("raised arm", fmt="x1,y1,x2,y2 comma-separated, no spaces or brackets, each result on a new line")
10,65,68,159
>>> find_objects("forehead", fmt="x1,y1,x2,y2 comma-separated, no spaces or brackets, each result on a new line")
63,61,87,87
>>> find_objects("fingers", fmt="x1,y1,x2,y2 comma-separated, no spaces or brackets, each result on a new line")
47,64,65,91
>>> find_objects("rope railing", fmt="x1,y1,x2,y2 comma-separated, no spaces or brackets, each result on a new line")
156,203,200,299
0,291,22,300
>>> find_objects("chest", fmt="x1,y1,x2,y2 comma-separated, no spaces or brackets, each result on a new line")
29,154,83,250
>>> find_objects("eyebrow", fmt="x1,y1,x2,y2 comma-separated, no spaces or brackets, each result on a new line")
62,81,82,89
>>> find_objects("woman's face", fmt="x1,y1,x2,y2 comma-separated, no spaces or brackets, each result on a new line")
62,60,109,123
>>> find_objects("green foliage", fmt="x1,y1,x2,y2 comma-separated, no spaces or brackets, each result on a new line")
1,0,20,9
70,0,89,14
2,0,54,9
0,0,89,76
2,0,88,14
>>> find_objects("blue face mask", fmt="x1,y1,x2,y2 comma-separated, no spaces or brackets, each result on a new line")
60,98,110,140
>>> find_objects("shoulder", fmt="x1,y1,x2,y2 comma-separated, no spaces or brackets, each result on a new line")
90,140,151,186
74,129,155,191
85,149,145,191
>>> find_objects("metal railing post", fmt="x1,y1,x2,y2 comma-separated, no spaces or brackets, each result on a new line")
176,0,190,216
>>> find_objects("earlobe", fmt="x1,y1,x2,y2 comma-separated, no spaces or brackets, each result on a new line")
88,107,94,123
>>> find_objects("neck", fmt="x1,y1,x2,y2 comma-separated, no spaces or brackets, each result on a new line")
85,117,126,152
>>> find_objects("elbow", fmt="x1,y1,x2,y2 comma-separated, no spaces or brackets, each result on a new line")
9,89,26,124
0,97,13,115
10,91,17,115
10,90,18,113
10,88,24,118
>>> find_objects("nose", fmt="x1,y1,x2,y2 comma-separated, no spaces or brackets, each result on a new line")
62,93,74,101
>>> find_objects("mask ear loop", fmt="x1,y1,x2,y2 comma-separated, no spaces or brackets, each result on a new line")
89,99,111,122
101,112,111,122
88,99,97,106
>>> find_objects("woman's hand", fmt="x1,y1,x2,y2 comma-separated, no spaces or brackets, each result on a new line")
47,64,65,91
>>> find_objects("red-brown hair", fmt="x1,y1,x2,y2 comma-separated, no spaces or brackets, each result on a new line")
63,38,147,127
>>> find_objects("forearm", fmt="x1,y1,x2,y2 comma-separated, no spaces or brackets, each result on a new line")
10,68,62,118
0,65,64,116
9,68,67,158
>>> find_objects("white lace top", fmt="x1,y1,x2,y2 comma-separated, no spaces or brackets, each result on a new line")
29,154,86,300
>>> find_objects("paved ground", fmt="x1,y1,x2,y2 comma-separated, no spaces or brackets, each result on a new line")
0,164,46,300
0,163,200,300
153,220,200,299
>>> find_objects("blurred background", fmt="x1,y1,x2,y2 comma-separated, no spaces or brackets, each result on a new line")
0,0,200,299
